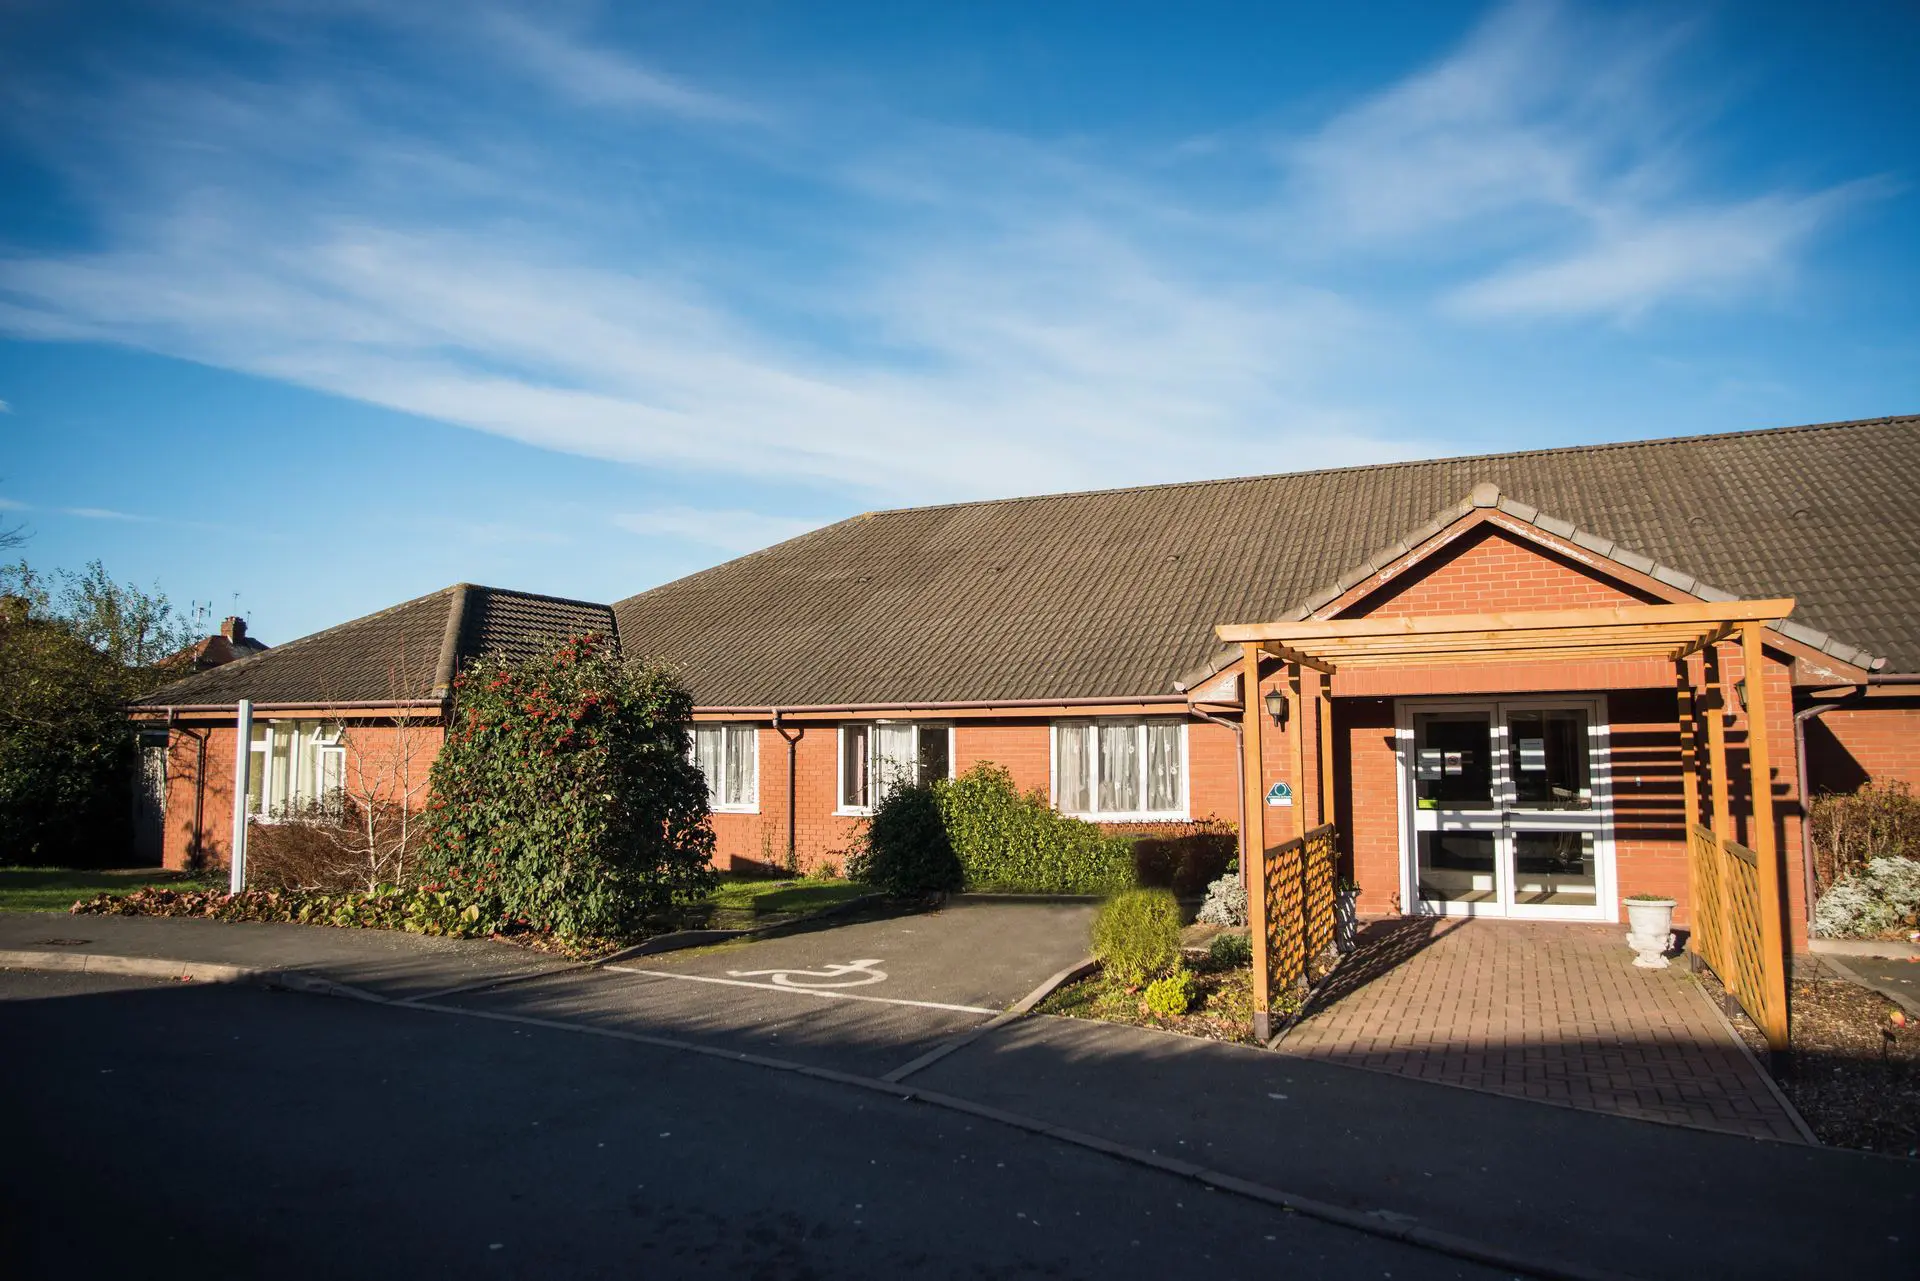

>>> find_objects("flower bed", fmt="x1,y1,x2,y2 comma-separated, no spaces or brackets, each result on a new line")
1705,964,1920,1157
1037,948,1260,1045
69,884,618,958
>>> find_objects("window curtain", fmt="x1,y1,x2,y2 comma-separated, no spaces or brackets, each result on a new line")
1097,722,1141,813
693,725,723,803
1057,724,1091,813
723,725,756,807
873,723,916,805
1146,722,1181,812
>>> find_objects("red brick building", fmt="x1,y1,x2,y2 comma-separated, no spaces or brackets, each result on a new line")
135,415,1920,950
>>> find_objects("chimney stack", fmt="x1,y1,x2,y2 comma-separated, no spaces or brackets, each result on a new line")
221,616,248,643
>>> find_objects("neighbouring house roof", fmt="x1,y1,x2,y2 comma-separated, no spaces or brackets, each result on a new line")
173,632,271,672
135,585,616,708
612,414,1920,705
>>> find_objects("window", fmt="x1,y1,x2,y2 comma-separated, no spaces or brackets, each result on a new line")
246,721,346,820
1053,719,1185,820
690,724,758,811
838,722,952,813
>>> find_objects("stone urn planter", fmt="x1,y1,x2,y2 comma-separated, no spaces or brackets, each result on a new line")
1624,896,1677,969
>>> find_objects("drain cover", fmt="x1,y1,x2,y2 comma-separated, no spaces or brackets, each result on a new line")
35,938,91,946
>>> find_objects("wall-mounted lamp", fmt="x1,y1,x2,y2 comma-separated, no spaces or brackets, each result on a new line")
1264,687,1288,727
1733,678,1749,714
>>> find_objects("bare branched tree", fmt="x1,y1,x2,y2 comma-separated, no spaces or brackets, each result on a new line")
248,641,437,894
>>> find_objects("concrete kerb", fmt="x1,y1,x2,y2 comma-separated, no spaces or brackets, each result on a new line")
879,955,1099,1084
0,943,1642,1281
1809,938,1920,959
0,949,384,1003
1686,974,1821,1146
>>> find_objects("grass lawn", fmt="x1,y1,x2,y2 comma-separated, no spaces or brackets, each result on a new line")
0,867,220,914
703,875,869,919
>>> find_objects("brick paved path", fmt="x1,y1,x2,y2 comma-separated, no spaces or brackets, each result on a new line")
1277,917,1806,1142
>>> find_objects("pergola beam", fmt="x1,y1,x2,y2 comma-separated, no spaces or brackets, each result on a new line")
1670,621,1737,663
1257,641,1336,675
1217,598,1795,645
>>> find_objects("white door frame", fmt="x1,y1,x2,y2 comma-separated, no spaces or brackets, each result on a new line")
1394,695,1618,923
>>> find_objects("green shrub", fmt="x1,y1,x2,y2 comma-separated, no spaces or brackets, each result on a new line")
936,763,1135,894
1143,967,1200,1017
414,635,717,942
1810,781,1920,898
1093,887,1182,986
848,781,962,896
1204,930,1253,971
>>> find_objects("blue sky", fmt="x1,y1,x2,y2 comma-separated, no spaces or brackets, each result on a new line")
1,0,1915,644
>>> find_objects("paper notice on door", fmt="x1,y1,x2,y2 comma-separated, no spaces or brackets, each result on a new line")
1443,751,1463,775
1417,749,1443,780
1518,737,1546,772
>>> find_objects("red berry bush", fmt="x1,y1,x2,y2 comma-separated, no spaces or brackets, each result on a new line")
415,634,718,942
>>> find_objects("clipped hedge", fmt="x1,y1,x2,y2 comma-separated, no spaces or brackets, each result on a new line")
1118,822,1237,896
935,764,1135,895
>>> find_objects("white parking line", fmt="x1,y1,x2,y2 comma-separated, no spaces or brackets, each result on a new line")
603,965,999,1016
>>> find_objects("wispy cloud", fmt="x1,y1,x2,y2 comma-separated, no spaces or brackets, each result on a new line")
1447,185,1882,320
474,10,756,122
0,0,1881,512
1282,0,1875,321
62,506,150,521
614,507,824,554
0,497,28,511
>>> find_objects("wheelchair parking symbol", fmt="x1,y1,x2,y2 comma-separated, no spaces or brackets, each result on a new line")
725,959,888,989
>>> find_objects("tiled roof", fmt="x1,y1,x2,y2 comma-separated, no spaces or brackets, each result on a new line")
613,415,1920,704
136,585,615,707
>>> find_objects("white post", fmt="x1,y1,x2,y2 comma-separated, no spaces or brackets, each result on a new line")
230,699,252,894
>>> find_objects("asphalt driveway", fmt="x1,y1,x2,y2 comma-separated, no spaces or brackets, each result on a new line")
441,896,1097,1078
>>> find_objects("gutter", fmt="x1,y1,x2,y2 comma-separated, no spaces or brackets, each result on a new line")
696,694,1190,716
772,709,802,872
1189,703,1248,889
1796,672,1918,918
131,699,447,716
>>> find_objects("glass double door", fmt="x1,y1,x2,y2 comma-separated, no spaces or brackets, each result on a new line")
1405,698,1612,920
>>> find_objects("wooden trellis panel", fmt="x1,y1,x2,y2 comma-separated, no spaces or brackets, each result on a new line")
1722,838,1777,1038
1685,823,1778,1041
1688,824,1728,979
1264,837,1307,993
1263,823,1341,999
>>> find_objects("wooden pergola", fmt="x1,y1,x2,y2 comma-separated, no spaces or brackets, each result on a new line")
1214,598,1798,1047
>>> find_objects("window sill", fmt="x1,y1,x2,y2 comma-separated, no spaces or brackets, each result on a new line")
711,805,760,816
1066,812,1192,824
834,807,874,818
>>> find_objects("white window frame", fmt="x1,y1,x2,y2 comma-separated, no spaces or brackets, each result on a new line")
1393,695,1617,924
834,721,956,816
1049,718,1190,822
689,723,760,814
246,720,346,822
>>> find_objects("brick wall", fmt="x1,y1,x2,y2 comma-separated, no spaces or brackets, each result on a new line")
1805,701,1920,793
161,719,445,872
1343,524,1661,618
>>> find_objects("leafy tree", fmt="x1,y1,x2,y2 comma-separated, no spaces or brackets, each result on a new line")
0,561,193,865
415,635,718,941
0,559,194,668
